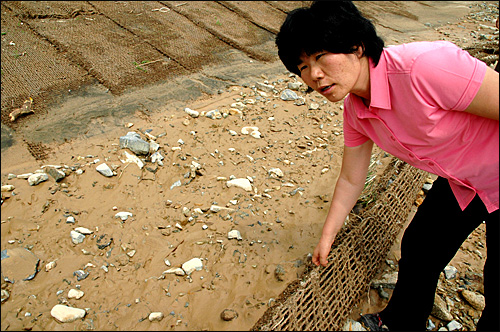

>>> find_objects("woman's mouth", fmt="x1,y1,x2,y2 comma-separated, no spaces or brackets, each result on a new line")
319,84,334,93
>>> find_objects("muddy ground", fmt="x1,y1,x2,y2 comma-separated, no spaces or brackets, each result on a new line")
1,1,499,331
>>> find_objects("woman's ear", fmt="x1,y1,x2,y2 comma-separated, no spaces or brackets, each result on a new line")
355,45,365,58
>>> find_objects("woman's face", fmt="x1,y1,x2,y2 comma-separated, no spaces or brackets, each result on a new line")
297,47,367,102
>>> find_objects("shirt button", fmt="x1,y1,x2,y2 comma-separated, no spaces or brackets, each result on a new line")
428,162,435,166
408,153,414,158
390,136,396,141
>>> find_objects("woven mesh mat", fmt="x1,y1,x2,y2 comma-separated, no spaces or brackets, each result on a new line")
252,156,428,331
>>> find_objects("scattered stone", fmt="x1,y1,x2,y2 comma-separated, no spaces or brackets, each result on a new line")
220,309,238,321
73,270,89,281
460,289,485,311
182,258,203,275
45,167,66,182
115,211,133,221
1,248,40,283
280,89,298,101
119,132,150,155
70,230,85,244
149,312,164,322
371,271,398,289
1,185,15,192
274,264,286,281
28,173,49,186
45,261,57,272
74,227,93,235
68,289,85,300
50,304,86,323
120,150,144,169
268,168,284,178
343,319,367,331
226,178,252,192
96,234,113,249
1,289,10,303
228,230,242,240
447,320,463,331
164,267,185,276
184,107,199,118
96,163,114,177
431,295,453,321
443,265,458,279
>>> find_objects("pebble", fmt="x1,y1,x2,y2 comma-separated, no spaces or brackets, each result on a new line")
182,258,203,275
115,212,133,221
119,132,150,155
220,309,238,321
460,289,485,311
70,230,85,244
96,163,114,177
45,261,57,272
228,230,242,240
431,295,453,321
50,304,86,323
1,185,15,192
184,107,199,118
27,173,48,186
226,178,252,192
280,89,298,101
443,265,458,279
149,312,164,322
74,227,93,235
447,320,463,331
68,289,85,299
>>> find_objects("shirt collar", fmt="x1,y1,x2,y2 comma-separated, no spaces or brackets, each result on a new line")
367,52,391,110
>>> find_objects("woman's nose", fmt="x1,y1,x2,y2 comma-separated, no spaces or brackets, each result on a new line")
310,65,324,81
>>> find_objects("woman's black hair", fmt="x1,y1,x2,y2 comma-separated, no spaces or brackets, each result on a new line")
276,1,385,76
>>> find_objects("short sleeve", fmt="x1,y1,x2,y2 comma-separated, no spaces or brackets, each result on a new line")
343,96,370,147
410,42,487,111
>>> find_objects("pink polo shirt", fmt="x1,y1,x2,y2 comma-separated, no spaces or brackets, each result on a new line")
343,41,499,213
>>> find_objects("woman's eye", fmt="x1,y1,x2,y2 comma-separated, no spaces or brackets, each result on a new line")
298,65,307,72
316,53,325,60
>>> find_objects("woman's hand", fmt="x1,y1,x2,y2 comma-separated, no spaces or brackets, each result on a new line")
311,140,374,267
312,232,337,267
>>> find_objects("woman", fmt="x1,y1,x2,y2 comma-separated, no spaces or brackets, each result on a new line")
275,1,499,331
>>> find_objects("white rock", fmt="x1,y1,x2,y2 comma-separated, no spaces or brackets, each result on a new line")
210,205,235,213
68,289,85,300
227,178,252,192
96,163,114,177
1,185,15,192
268,168,284,178
342,319,367,331
50,304,86,323
120,150,144,169
149,312,164,322
115,212,133,221
27,173,49,186
229,130,238,136
447,320,462,331
182,258,203,275
74,227,93,235
45,261,57,272
164,267,185,276
443,265,458,279
70,230,85,244
250,130,261,139
184,107,199,118
17,173,33,179
241,126,259,135
228,230,242,240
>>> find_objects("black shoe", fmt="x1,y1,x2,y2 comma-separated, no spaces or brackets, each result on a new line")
359,313,389,331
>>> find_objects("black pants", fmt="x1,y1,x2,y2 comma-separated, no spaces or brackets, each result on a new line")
379,177,499,331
